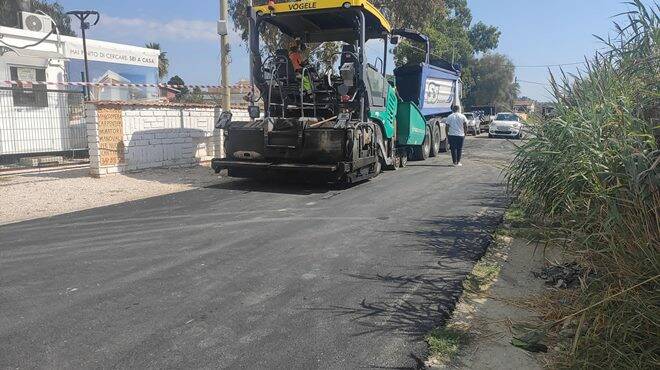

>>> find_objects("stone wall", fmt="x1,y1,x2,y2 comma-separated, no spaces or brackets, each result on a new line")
86,102,248,177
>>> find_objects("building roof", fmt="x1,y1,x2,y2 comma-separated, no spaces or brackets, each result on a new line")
95,70,131,84
513,99,536,106
159,85,181,93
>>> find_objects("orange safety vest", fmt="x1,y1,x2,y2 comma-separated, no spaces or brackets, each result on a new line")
289,51,303,72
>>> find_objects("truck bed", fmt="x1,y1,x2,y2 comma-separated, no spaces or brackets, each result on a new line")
394,62,461,117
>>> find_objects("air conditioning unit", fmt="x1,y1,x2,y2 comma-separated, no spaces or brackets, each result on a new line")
20,12,53,33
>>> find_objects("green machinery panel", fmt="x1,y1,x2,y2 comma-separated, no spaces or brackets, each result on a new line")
396,101,427,145
368,85,398,139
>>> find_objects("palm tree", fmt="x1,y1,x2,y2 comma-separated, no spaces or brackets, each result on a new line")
145,42,169,80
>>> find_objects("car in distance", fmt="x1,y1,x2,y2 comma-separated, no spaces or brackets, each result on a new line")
464,112,481,135
475,111,490,132
489,112,524,139
471,106,496,130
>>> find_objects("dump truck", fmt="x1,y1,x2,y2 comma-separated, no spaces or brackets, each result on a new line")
212,0,462,184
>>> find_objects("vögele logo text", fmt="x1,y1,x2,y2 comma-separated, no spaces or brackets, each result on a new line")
289,2,317,10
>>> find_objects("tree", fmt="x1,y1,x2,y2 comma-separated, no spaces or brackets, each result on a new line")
468,22,501,53
394,0,500,66
189,86,204,103
145,42,169,81
394,11,473,68
0,0,75,36
167,75,189,101
370,0,444,30
394,0,501,105
444,0,472,27
229,0,277,50
465,53,519,110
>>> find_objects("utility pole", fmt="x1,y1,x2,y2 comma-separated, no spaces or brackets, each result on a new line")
219,0,231,111
67,11,100,100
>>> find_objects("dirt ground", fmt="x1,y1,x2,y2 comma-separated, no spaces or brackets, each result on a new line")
429,235,563,369
0,164,223,225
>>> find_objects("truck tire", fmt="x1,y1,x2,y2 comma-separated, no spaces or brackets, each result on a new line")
430,124,441,157
374,124,396,171
400,152,408,167
439,137,448,153
413,127,431,160
373,157,382,176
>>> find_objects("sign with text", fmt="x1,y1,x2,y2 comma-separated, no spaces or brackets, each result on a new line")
65,42,158,68
97,107,125,166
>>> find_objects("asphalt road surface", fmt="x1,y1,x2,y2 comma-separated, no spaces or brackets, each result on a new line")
1,136,514,369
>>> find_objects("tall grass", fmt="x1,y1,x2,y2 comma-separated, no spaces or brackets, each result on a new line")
505,1,659,368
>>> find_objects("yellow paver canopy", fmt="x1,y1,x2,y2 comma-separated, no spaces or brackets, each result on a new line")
253,0,392,41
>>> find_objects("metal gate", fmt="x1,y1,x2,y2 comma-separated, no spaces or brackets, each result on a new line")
0,86,88,166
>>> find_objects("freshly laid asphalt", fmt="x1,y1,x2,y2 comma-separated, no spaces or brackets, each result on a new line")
0,136,513,369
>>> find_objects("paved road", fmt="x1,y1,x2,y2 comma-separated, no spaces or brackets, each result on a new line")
1,136,513,369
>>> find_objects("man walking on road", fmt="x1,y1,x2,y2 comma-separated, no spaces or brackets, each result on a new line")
445,105,468,166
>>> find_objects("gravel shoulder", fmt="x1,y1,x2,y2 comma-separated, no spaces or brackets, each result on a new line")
0,164,223,225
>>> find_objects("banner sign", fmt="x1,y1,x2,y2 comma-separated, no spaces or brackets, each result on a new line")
65,42,159,68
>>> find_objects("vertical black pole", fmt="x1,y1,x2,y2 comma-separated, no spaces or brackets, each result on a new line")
359,12,366,122
382,35,388,77
81,25,90,100
80,71,86,97
67,11,100,100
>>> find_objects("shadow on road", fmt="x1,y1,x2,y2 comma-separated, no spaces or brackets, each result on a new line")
206,177,349,195
317,193,508,343
406,164,455,168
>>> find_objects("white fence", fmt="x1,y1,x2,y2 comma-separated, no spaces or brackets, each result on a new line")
0,87,87,156
85,102,250,177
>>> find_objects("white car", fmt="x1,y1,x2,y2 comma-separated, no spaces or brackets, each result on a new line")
464,112,481,135
489,112,524,139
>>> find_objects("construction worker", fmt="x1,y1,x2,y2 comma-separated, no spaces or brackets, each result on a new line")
289,40,312,92
445,105,468,166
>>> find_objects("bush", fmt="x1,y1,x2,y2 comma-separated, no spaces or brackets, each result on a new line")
505,1,659,368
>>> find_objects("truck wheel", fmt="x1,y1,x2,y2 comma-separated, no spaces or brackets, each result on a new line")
375,124,395,171
439,137,448,153
430,124,441,157
373,159,382,176
400,153,408,167
413,127,431,160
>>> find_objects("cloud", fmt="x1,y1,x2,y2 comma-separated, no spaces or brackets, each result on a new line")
94,15,243,44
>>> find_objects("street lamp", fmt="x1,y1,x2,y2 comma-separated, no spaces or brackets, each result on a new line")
66,10,100,100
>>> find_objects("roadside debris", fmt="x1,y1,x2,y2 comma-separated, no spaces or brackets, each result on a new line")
532,262,585,289
510,323,548,353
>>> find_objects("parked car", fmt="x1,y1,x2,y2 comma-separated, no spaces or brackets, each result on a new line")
489,112,524,139
471,106,496,129
464,112,481,135
477,111,491,131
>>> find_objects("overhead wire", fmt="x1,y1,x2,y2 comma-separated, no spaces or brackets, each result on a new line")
516,79,551,86
399,40,587,69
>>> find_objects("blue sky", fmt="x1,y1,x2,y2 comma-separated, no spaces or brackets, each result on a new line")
56,0,651,101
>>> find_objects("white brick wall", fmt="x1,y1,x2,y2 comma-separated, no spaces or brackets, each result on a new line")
86,103,244,177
